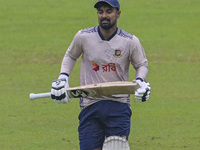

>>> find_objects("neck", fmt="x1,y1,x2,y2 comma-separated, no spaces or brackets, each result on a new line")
99,26,117,40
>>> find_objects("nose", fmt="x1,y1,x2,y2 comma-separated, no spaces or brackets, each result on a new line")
102,11,107,18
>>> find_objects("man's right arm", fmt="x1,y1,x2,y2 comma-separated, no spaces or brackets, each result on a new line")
51,31,83,103
60,31,83,75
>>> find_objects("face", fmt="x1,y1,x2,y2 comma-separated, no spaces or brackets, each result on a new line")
97,5,121,30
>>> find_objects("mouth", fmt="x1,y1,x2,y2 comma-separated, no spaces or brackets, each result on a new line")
101,19,110,24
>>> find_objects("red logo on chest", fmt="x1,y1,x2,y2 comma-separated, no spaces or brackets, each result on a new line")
92,62,116,72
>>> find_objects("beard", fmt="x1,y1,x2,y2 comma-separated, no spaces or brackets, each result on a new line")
99,18,116,30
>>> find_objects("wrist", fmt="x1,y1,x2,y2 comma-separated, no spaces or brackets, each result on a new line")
135,77,144,82
58,73,69,81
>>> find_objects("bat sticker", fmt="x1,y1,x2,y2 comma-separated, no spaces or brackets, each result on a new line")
70,90,89,98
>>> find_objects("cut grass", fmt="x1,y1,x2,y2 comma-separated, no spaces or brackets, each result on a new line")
0,0,199,149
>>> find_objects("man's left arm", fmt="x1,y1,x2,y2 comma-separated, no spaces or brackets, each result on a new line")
130,36,151,102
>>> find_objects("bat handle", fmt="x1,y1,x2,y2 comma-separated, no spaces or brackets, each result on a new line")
29,92,51,100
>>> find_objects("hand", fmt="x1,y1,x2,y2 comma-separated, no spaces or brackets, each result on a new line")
134,78,151,102
51,78,70,103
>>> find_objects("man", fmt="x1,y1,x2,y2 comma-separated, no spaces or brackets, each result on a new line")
51,0,151,150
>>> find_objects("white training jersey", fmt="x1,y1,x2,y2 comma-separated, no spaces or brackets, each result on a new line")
61,26,148,109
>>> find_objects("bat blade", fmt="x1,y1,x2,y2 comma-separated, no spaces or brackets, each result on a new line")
29,81,139,100
67,81,139,98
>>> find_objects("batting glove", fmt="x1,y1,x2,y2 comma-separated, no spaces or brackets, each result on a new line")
51,75,70,104
134,78,151,102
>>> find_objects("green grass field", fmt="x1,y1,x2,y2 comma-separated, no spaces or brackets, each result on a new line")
0,0,199,149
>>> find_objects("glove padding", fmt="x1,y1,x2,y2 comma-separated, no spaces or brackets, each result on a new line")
134,79,151,102
51,78,70,104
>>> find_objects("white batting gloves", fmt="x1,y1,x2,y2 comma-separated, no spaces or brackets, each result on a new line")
134,78,151,102
51,76,70,104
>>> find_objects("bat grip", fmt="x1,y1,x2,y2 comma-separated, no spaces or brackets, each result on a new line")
29,92,51,100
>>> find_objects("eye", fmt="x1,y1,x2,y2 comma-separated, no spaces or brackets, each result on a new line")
107,9,113,14
97,10,103,14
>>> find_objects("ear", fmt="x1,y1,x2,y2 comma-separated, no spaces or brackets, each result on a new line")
116,10,121,19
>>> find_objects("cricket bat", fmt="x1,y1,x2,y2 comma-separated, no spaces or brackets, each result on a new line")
29,81,139,100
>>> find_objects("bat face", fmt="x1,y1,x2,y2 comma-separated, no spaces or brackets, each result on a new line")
67,81,139,98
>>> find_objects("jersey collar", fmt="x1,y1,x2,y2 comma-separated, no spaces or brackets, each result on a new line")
98,25,118,41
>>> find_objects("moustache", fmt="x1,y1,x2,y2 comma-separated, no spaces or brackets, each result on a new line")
100,18,110,22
